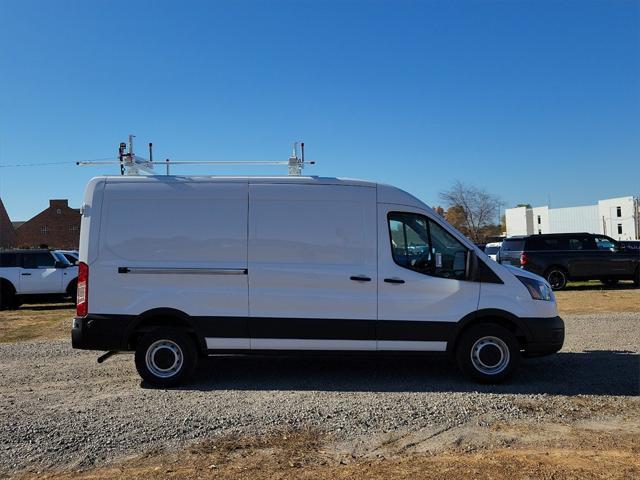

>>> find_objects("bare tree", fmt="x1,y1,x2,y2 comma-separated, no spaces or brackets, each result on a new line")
439,181,503,243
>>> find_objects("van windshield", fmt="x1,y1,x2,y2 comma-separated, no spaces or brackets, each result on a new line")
501,239,525,252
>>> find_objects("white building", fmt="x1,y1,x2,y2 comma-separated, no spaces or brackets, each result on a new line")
505,196,640,240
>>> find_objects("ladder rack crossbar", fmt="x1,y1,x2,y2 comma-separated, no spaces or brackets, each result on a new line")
76,136,314,176
77,160,300,166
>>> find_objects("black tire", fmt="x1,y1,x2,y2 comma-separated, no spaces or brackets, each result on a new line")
600,279,619,287
456,323,521,383
134,329,198,387
0,282,20,310
545,267,568,291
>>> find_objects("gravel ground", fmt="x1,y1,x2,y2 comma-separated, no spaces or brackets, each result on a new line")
1,312,639,478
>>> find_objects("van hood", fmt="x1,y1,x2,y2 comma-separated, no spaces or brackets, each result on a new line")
502,264,548,284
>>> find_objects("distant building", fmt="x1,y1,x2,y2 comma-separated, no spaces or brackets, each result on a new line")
13,199,81,249
505,196,640,240
0,198,17,248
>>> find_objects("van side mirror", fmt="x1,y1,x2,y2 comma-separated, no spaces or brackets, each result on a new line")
54,260,68,269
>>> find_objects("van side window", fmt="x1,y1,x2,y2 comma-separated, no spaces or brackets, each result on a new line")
388,213,468,280
389,215,430,271
428,220,468,279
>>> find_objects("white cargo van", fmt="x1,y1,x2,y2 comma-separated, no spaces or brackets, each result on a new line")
72,176,564,386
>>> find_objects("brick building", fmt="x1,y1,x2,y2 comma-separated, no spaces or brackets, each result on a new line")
14,199,81,249
0,198,17,249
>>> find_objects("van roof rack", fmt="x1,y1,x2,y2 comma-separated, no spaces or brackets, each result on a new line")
77,135,316,176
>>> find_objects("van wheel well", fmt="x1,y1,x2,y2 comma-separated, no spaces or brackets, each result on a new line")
127,315,203,354
450,317,527,355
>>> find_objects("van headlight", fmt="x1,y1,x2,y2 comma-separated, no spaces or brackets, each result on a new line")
516,276,553,301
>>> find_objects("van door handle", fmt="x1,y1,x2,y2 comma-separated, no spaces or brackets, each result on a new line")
384,278,405,284
350,275,372,282
21,273,32,276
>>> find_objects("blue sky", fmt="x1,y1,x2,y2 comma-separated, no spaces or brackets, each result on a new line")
1,0,638,221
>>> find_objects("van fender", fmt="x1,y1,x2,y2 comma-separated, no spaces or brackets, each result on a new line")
125,308,207,353
447,308,534,356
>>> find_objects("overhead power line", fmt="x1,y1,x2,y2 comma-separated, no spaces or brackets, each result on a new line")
0,161,76,168
0,158,117,168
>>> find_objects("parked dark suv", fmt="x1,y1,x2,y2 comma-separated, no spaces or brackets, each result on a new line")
498,233,640,290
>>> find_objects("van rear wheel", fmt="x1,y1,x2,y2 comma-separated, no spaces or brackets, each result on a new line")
456,324,520,383
135,329,197,387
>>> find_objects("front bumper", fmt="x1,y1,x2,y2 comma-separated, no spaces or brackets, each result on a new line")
520,315,565,356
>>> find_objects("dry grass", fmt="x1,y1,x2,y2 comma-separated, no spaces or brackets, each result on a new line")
555,283,640,315
0,303,74,343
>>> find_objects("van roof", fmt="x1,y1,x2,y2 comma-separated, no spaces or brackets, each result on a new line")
101,175,377,187
91,175,430,210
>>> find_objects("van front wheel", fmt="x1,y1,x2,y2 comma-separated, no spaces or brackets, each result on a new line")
135,329,197,387
456,324,520,383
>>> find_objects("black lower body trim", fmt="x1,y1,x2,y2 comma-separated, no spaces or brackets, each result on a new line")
71,313,564,356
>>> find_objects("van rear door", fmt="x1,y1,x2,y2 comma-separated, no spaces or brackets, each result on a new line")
248,183,377,350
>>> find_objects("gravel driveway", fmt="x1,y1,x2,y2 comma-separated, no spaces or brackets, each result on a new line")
1,312,638,478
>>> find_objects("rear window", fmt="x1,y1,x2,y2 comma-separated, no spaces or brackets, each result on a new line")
500,239,525,252
484,246,500,255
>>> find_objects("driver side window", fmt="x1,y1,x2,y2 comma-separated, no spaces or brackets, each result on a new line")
388,213,468,280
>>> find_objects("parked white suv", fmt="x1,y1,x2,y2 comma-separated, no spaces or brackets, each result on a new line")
72,176,564,386
0,249,78,309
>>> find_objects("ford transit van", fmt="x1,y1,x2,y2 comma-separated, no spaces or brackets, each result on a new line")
72,176,564,386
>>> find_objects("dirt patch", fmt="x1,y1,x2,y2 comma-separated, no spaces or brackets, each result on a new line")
26,418,640,480
0,303,73,343
555,287,640,315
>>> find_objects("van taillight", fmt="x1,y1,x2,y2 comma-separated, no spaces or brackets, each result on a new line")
520,253,528,266
76,262,88,317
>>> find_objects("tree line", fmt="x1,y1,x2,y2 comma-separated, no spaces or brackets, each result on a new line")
434,181,504,244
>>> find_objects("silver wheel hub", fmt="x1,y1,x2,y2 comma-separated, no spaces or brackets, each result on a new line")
470,336,510,375
145,340,183,378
